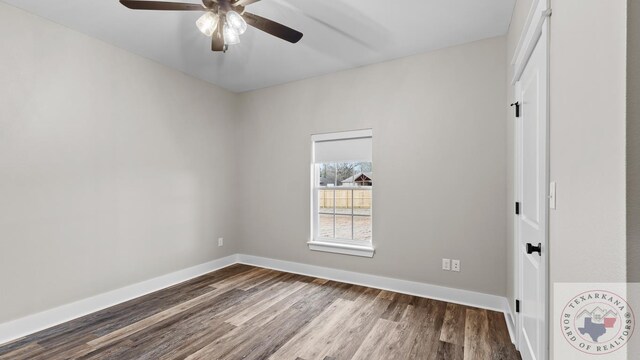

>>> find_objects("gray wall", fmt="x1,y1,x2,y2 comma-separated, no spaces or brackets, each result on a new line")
237,37,508,297
548,0,627,356
628,0,640,284
548,0,627,286
0,4,240,323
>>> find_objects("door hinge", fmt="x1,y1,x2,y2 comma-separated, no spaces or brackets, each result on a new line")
510,101,520,118
516,299,520,313
515,202,520,215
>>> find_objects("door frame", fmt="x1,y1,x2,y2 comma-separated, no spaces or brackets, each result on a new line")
511,0,551,359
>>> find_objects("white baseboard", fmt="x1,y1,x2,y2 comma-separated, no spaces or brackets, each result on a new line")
503,301,517,344
0,254,238,346
1,253,513,347
236,254,509,314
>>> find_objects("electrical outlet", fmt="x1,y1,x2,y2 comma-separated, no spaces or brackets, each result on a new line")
442,258,451,271
218,237,224,247
452,259,460,272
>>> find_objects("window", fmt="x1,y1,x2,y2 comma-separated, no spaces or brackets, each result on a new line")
309,129,374,257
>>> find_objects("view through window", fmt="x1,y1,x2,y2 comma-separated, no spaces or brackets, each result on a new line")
316,162,372,241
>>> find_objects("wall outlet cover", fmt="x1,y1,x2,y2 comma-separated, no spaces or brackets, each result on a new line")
218,238,224,247
452,259,460,272
442,258,451,271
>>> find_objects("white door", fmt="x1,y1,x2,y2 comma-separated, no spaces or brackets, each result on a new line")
515,23,548,360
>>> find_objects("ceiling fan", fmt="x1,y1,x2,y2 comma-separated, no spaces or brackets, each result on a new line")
120,0,303,52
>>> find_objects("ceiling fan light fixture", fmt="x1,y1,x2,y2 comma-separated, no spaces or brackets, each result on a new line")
223,23,241,45
120,0,304,53
196,12,219,37
226,10,247,35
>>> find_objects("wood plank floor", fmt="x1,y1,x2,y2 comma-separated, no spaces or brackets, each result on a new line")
0,264,521,360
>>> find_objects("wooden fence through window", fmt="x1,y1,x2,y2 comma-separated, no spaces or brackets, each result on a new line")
318,189,372,209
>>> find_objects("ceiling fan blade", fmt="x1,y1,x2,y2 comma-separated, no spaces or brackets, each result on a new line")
120,0,204,11
233,0,261,7
212,20,225,51
243,12,303,43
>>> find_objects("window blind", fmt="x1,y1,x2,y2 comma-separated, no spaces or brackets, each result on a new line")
313,136,372,163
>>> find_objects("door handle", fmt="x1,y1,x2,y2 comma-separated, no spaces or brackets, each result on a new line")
526,243,542,256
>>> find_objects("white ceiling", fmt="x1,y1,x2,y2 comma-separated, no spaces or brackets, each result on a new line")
1,0,515,92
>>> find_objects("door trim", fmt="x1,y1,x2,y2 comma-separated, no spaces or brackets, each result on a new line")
511,0,552,85
511,0,551,359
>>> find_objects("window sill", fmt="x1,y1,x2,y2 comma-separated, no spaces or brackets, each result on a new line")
307,240,375,258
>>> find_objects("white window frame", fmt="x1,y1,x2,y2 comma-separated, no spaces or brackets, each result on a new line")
308,129,374,258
